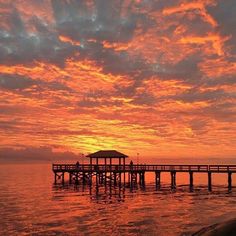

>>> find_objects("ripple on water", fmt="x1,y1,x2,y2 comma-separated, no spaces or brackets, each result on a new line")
1,164,236,235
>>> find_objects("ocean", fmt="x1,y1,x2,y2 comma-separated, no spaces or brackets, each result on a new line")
1,159,236,235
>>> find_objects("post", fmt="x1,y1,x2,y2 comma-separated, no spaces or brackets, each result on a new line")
114,172,117,185
54,173,57,184
62,172,64,185
189,171,193,190
75,173,79,185
171,171,176,188
142,171,145,185
96,171,98,185
208,172,212,191
105,158,107,185
83,172,86,184
69,173,72,184
123,157,126,184
155,171,161,188
110,157,112,184
228,172,232,190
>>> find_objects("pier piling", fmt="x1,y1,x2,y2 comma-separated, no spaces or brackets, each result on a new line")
189,171,193,190
171,171,176,188
208,172,212,191
155,171,161,188
228,172,232,190
52,163,236,190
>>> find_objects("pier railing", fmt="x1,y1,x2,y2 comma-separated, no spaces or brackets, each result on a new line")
52,164,236,173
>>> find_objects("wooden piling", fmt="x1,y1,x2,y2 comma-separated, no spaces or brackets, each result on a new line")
155,171,161,188
208,172,212,191
189,171,193,189
171,171,176,188
62,173,64,185
228,172,232,190
75,173,79,185
52,163,236,191
54,173,57,184
114,172,117,185
69,173,72,184
142,171,145,184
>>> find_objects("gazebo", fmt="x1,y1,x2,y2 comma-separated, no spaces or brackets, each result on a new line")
86,150,128,167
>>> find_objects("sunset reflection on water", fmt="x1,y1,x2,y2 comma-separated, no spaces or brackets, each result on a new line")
1,163,236,236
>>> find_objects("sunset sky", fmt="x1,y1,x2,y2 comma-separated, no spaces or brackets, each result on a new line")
0,0,236,161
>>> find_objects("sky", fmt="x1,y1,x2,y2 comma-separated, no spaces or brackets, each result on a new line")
0,0,236,162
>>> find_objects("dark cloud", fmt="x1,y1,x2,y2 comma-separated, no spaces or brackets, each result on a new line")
131,92,156,106
52,0,152,43
158,53,203,83
78,96,123,108
202,102,236,122
0,4,78,66
0,73,36,90
175,89,229,103
208,0,236,55
0,73,72,93
0,146,80,163
188,119,210,135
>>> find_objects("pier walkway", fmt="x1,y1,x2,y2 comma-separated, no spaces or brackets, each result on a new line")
52,163,236,190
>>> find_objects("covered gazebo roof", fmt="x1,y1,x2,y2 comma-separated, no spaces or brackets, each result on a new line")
86,150,128,159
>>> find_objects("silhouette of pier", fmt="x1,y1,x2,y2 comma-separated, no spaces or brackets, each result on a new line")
52,150,236,191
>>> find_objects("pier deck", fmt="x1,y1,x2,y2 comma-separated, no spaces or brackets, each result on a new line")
52,164,236,190
53,164,236,173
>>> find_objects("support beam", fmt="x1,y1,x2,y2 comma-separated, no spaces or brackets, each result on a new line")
69,173,72,184
83,172,86,184
208,172,212,191
114,172,117,185
123,157,126,184
54,173,57,184
155,171,161,188
228,172,232,190
75,173,79,185
62,172,64,185
189,171,193,190
171,171,176,188
139,172,142,184
142,172,145,185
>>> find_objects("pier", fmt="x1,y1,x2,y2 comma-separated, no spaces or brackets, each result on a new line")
52,150,236,191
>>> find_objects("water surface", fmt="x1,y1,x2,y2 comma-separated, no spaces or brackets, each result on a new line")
1,161,236,235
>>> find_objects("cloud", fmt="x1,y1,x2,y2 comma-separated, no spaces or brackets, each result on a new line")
52,0,152,43
174,88,228,103
0,0,236,159
0,3,78,66
0,146,80,163
0,73,36,90
208,0,236,55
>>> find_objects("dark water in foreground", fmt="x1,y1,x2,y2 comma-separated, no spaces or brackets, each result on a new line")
1,161,236,235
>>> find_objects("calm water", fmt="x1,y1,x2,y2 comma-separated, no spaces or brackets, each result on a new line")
1,160,236,236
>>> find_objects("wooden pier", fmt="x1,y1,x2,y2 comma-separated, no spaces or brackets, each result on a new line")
52,150,236,191
52,163,236,190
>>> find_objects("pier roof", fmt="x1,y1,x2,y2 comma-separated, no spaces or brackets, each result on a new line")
86,150,128,159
